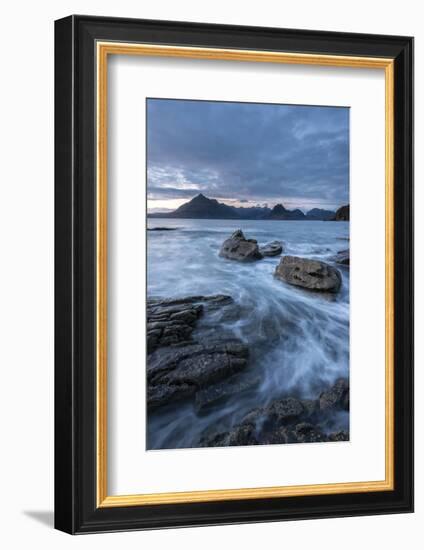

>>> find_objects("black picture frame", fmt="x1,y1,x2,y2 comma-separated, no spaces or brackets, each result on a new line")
55,14,414,534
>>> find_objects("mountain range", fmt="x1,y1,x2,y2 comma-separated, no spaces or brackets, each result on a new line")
148,194,342,221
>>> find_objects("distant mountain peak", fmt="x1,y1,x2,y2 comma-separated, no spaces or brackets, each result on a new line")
190,193,219,205
306,207,336,221
167,193,238,219
269,203,305,220
191,193,208,202
148,194,335,221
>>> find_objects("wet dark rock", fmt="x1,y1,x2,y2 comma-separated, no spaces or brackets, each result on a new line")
147,301,202,353
328,430,349,442
147,295,234,353
242,397,305,429
147,294,251,411
148,340,249,410
292,422,329,443
225,424,259,446
195,373,260,412
147,227,178,231
274,255,342,293
200,424,259,447
332,249,350,266
148,294,233,308
259,240,284,257
148,382,194,411
264,422,329,444
219,230,263,262
199,378,349,447
319,378,349,411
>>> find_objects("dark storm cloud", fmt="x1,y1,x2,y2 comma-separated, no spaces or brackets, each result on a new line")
147,98,349,210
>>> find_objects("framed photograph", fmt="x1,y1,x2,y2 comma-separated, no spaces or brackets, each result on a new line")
54,15,413,533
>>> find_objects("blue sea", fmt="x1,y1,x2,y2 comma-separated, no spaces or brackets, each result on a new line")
147,219,349,449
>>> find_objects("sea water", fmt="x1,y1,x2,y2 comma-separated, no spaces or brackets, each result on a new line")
147,218,349,449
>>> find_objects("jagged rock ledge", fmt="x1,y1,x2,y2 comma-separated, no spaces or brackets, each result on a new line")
147,294,233,353
199,378,349,446
147,295,250,410
148,340,249,410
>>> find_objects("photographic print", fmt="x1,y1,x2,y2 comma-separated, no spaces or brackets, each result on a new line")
55,18,413,532
146,98,350,450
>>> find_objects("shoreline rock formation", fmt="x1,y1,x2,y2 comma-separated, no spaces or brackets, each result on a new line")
332,248,349,266
147,295,250,410
259,240,284,257
219,229,263,262
147,232,349,448
199,378,349,447
148,340,250,410
274,255,342,293
219,231,285,262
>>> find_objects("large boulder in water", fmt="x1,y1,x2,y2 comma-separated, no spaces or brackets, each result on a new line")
259,240,284,257
219,230,263,262
274,255,342,293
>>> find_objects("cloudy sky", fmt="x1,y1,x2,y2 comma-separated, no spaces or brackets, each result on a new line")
147,98,349,213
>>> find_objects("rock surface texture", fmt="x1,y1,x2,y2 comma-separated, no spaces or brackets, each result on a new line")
199,378,350,447
147,297,202,353
319,377,349,411
259,240,284,257
274,255,342,293
147,295,251,410
332,249,350,266
195,373,259,412
148,340,249,410
219,230,263,262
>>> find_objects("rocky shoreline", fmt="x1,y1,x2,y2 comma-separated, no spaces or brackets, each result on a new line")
147,229,349,448
219,229,348,293
147,295,250,411
199,378,349,446
147,290,349,447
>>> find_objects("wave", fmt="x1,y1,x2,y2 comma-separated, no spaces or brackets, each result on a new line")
147,219,349,449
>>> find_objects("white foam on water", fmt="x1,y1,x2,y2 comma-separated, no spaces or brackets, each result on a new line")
147,219,349,449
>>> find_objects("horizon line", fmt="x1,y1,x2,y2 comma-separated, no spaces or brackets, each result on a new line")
147,193,348,214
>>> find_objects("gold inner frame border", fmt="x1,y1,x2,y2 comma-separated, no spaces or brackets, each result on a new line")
96,42,394,508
